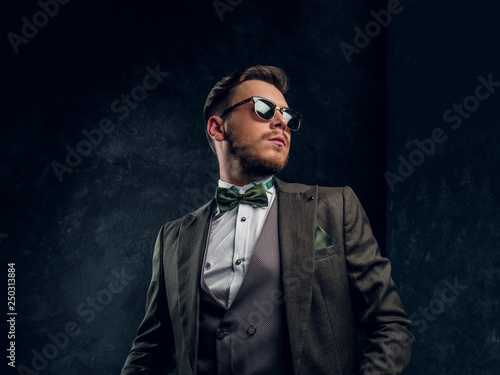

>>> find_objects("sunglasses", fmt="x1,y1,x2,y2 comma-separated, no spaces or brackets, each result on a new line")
218,96,303,131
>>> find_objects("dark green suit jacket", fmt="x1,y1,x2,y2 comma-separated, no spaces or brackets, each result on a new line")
121,179,414,374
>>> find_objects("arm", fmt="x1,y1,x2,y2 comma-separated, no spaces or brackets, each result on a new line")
121,225,177,374
343,186,414,374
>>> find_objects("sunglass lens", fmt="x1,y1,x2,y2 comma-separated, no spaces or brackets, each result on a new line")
283,111,300,131
255,99,275,120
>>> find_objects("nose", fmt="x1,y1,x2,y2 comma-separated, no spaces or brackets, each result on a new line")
270,108,289,130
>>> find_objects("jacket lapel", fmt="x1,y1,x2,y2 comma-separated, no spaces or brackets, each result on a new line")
275,178,317,371
176,198,215,372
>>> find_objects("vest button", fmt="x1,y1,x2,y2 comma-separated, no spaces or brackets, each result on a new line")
247,326,257,336
235,259,242,265
217,331,226,340
241,217,246,222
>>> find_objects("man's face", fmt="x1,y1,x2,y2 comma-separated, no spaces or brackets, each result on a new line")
223,80,291,177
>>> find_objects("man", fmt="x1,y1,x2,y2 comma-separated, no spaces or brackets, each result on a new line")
121,66,414,374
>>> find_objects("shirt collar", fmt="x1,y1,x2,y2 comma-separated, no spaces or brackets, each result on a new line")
218,175,275,194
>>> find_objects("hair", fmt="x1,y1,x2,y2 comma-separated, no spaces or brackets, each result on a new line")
203,65,289,154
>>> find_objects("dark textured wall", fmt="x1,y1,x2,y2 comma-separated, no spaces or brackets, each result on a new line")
387,2,500,374
1,0,498,374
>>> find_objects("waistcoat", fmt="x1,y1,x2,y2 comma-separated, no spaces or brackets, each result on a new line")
197,199,293,374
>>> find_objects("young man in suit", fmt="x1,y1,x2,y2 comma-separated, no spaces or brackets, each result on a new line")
121,66,414,374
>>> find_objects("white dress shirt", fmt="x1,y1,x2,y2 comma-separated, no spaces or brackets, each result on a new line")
201,176,276,309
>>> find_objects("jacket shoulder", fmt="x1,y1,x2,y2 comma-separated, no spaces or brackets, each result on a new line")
275,178,314,193
276,177,347,196
159,199,214,238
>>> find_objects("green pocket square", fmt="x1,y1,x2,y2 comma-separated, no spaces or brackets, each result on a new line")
314,226,333,250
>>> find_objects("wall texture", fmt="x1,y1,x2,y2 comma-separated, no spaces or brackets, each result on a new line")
387,2,500,374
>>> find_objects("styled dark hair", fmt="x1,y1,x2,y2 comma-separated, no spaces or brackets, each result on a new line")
203,65,289,153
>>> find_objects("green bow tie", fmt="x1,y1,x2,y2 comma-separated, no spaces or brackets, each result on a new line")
215,178,275,213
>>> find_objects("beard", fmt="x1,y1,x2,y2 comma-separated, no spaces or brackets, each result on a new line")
225,125,289,178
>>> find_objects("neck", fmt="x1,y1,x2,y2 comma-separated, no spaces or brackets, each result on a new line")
219,171,264,187
217,154,260,187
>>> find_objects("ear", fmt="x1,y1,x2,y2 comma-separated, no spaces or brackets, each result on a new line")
207,116,225,142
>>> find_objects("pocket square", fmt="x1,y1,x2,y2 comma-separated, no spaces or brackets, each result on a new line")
314,226,333,250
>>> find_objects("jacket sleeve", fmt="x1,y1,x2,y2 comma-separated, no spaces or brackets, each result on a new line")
121,225,177,374
342,186,414,374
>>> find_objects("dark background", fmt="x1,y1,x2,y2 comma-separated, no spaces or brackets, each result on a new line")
1,0,498,374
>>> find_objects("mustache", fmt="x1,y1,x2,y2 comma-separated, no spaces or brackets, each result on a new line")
261,131,290,146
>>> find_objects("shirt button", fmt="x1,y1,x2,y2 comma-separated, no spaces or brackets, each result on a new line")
217,331,226,340
241,217,246,222
235,259,242,265
247,326,257,336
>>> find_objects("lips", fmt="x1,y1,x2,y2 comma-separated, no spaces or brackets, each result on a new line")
268,135,286,147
